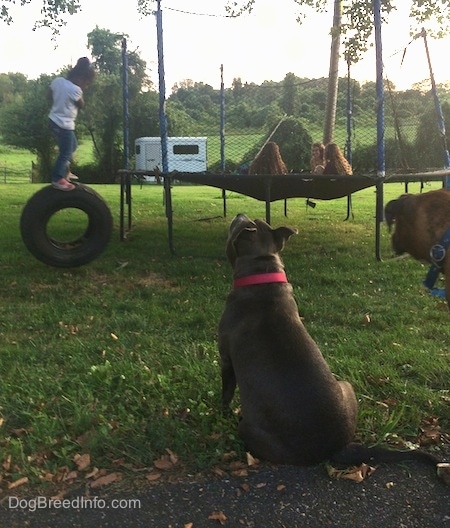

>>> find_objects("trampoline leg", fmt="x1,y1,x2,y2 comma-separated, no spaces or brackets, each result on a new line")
120,173,125,241
264,177,272,224
344,195,352,221
119,171,132,241
222,189,227,218
375,179,384,261
126,174,132,232
164,176,176,255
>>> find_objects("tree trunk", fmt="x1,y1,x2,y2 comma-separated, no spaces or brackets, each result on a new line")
323,0,342,145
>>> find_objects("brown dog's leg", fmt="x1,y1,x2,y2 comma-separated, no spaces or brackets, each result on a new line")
443,259,450,308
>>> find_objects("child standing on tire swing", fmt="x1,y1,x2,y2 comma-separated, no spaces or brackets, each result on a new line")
48,57,96,191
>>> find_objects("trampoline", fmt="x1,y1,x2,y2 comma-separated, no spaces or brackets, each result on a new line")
118,168,450,257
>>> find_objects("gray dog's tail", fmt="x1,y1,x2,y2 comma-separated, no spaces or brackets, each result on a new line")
331,442,441,467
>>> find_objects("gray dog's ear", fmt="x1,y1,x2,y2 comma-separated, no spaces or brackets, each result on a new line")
272,226,298,252
227,223,257,264
232,225,257,243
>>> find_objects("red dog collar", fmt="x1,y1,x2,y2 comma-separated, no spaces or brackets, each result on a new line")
233,272,288,288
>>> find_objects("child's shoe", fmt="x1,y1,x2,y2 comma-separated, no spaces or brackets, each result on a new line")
52,178,75,191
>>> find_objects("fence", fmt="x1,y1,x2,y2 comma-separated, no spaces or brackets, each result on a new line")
124,3,450,177
0,166,31,184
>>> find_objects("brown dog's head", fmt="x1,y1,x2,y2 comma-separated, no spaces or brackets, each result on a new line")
384,194,415,255
384,194,411,232
226,214,297,268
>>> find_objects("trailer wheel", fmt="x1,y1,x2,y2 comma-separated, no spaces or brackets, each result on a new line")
20,184,113,268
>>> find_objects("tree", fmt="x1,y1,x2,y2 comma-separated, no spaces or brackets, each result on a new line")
0,25,154,182
323,0,341,144
85,27,152,181
223,1,450,57
281,73,298,116
222,0,450,146
1,0,82,33
0,73,28,104
0,75,55,180
3,1,450,48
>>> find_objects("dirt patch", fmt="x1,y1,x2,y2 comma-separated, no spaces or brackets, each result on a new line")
136,272,180,291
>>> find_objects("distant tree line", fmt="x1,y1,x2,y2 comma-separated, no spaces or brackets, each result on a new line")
1,26,449,181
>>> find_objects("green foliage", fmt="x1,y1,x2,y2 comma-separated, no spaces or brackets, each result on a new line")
2,37,450,180
0,0,82,31
239,117,313,171
0,75,54,180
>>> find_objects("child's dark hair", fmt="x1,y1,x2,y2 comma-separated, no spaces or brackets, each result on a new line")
68,57,96,82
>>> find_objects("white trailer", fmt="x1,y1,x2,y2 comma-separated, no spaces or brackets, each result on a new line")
135,137,207,181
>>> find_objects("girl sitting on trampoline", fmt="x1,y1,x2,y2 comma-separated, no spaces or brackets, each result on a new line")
248,141,288,176
310,142,326,174
323,143,353,175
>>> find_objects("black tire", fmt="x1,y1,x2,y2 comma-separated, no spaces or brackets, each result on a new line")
20,184,113,268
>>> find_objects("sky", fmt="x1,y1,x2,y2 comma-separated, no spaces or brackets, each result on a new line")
1,0,449,92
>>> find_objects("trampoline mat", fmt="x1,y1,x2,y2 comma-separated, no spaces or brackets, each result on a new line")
171,173,379,202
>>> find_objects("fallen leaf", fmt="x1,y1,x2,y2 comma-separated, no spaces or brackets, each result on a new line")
166,448,179,465
231,469,248,477
208,511,227,525
51,490,68,501
419,416,442,445
184,524,194,528
362,313,371,325
115,261,129,270
240,483,250,493
327,463,375,483
154,457,174,470
8,476,29,489
11,428,29,437
90,472,122,489
54,466,70,483
73,453,91,471
437,463,450,485
3,454,11,471
85,467,100,479
229,460,247,471
110,333,119,341
146,472,162,482
222,451,238,461
277,484,286,491
246,452,259,466
212,467,227,478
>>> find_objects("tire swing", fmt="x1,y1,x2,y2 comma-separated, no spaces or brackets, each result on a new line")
20,184,113,268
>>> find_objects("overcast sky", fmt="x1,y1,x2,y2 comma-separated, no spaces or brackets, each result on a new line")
1,0,449,92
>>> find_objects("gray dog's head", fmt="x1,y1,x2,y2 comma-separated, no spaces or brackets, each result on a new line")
226,214,297,267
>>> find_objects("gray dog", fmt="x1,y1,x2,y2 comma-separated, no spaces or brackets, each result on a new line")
218,214,442,469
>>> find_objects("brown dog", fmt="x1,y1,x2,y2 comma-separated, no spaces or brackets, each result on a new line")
385,188,450,305
218,214,442,469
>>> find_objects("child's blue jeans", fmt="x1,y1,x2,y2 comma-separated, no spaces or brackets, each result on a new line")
49,119,77,182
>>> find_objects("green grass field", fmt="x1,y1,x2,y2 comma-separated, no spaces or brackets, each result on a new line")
0,180,448,494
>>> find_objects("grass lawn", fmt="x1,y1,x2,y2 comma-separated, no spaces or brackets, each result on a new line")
0,180,449,494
